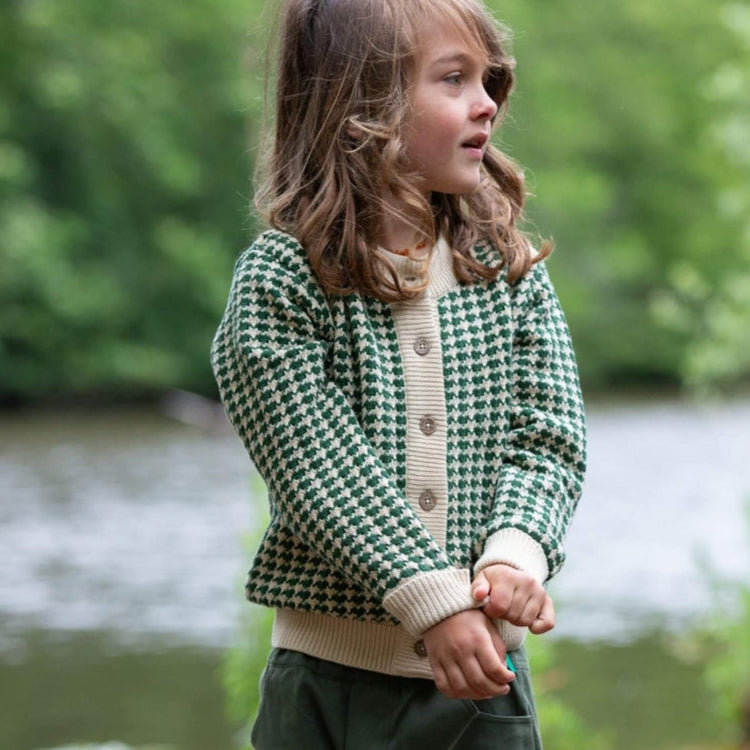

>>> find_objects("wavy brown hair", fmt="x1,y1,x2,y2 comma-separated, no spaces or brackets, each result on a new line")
255,0,551,301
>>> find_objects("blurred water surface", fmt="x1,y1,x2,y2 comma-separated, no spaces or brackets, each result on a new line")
2,398,749,648
1,407,251,652
554,396,750,638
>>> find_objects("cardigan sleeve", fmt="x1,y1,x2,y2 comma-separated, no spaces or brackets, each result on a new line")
473,261,587,583
211,232,476,636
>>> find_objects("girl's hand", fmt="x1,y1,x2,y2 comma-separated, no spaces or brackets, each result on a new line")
422,609,515,700
471,563,555,634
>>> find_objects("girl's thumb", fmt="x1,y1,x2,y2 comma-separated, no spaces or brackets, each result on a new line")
471,570,489,602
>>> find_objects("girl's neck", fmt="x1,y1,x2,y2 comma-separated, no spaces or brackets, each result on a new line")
378,190,430,254
380,224,421,255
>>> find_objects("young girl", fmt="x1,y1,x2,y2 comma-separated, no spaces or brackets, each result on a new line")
212,0,586,747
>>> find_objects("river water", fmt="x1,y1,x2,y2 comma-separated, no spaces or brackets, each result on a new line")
2,397,749,749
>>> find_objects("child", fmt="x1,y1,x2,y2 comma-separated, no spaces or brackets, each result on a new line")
211,0,586,747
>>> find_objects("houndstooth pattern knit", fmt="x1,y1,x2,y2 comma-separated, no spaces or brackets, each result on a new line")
211,229,586,641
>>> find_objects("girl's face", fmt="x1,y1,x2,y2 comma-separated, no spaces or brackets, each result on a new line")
403,23,498,196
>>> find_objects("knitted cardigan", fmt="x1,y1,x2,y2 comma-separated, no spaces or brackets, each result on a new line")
211,229,586,678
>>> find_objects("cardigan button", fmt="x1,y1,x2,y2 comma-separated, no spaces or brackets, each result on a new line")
419,490,437,511
419,416,437,435
413,337,431,356
414,639,428,657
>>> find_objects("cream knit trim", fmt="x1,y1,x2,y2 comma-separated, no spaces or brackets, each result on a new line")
382,567,477,636
391,304,448,544
474,528,549,583
383,236,458,548
272,606,527,679
272,608,435,678
380,237,469,634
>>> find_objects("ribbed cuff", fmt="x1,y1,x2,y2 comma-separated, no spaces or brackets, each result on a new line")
474,528,549,583
383,567,475,636
497,621,528,651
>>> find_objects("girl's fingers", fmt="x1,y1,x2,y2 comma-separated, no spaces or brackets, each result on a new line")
431,661,452,697
486,585,513,618
503,590,530,624
483,623,515,686
516,596,542,627
530,594,556,634
442,662,470,699
462,656,509,699
432,635,514,698
471,571,490,602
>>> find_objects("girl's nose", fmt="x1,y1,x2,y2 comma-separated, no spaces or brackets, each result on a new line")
473,87,498,121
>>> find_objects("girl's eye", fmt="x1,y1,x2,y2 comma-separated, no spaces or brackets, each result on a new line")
444,73,463,87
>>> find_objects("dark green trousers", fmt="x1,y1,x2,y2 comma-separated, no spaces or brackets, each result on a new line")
251,647,543,750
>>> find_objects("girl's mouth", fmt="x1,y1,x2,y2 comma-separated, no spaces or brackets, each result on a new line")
461,133,488,158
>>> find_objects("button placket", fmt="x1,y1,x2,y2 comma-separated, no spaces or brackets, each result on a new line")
391,288,449,551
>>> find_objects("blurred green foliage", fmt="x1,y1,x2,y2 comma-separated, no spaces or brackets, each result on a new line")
523,637,613,750
2,0,749,401
495,0,750,390
0,0,266,399
680,501,750,747
703,584,750,744
221,605,272,748
221,473,272,749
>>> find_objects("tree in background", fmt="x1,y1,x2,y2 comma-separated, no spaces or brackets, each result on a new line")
651,2,750,391
1,0,749,401
0,0,265,400
493,0,750,390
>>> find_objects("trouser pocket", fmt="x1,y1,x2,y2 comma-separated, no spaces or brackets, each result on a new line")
455,649,543,750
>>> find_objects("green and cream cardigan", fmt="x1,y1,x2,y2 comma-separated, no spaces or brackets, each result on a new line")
211,229,586,679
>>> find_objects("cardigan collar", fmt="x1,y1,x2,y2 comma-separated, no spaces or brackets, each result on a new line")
378,236,459,299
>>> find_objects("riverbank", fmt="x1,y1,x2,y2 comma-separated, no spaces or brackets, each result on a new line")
3,625,730,750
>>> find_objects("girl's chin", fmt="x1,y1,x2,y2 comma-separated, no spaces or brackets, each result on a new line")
440,180,483,196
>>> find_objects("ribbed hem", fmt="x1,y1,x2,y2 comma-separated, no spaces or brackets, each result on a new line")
272,609,435,678
272,607,527,676
382,567,476,636
474,528,549,583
